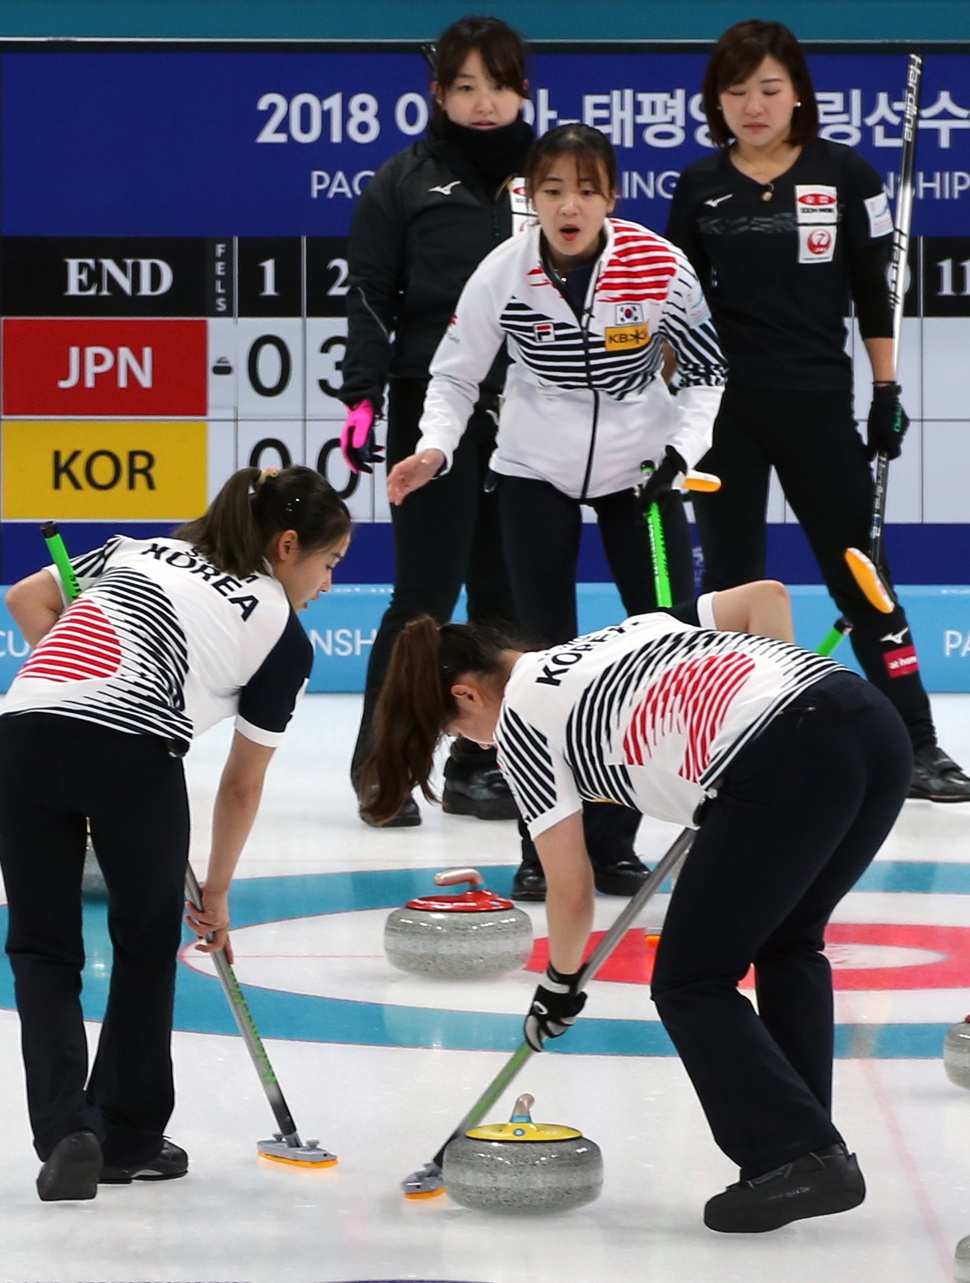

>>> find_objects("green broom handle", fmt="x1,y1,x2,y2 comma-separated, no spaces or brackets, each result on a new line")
40,521,82,602
646,500,673,609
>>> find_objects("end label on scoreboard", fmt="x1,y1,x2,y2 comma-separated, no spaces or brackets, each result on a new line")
2,420,208,519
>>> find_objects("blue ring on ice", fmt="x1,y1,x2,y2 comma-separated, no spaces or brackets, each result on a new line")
0,861,966,1059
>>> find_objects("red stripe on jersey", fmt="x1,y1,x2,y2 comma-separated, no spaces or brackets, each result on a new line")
597,222,679,302
622,653,755,780
19,599,122,683
528,266,556,289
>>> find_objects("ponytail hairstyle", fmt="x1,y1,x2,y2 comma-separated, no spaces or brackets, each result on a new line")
359,615,519,824
525,122,618,201
175,465,351,579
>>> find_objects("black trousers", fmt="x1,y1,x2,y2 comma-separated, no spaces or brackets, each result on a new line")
0,713,189,1165
350,377,515,779
651,672,912,1178
691,383,935,748
496,473,694,646
497,474,693,867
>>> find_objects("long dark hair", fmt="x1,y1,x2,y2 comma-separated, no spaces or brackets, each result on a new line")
175,465,351,579
430,14,529,116
525,122,618,200
702,19,819,148
359,616,517,824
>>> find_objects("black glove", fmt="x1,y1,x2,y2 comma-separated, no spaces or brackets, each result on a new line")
866,383,910,461
524,965,587,1051
638,445,687,511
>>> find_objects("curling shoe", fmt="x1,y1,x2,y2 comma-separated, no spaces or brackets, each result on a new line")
511,859,547,901
592,856,650,897
357,784,421,827
100,1138,188,1184
37,1129,103,1202
442,743,518,821
703,1143,865,1233
909,744,970,802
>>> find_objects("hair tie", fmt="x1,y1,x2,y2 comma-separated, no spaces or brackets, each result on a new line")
257,467,279,487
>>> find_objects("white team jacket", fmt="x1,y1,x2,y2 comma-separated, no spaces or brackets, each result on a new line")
416,217,727,500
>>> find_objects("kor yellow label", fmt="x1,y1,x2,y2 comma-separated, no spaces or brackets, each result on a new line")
2,420,208,519
604,324,650,351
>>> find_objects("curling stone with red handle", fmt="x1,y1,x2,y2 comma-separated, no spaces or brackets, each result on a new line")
384,868,533,979
442,1093,603,1214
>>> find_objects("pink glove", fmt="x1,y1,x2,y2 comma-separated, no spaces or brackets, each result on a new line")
340,400,384,474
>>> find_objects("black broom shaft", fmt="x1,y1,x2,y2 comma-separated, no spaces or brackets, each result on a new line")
870,53,922,565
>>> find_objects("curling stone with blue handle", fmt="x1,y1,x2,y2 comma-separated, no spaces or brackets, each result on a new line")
945,1016,970,1089
442,1093,603,1214
384,868,533,980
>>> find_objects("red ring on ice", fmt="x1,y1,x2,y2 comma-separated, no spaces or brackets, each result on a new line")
526,923,970,990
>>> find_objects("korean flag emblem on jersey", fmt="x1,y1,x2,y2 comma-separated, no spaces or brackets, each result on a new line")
616,303,644,325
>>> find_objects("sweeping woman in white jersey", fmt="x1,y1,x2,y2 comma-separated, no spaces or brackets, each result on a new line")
0,466,350,1203
361,581,912,1233
388,121,727,902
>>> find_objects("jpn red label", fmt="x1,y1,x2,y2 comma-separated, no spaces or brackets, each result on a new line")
2,318,208,416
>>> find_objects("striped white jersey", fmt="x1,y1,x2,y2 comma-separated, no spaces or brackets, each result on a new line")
1,536,312,753
417,217,727,500
494,606,841,834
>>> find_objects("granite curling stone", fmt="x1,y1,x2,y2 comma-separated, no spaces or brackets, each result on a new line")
945,1015,970,1089
956,1234,970,1283
384,868,533,980
442,1093,603,1214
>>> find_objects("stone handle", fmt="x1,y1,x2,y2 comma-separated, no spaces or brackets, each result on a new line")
433,868,485,889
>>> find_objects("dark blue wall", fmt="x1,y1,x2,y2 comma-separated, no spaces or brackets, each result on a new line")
2,3,966,588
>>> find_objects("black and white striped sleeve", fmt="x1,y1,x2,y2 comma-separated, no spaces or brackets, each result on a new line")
44,535,124,605
494,704,583,839
659,250,727,390
417,248,509,473
657,248,727,471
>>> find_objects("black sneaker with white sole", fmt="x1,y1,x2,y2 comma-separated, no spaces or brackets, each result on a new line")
100,1139,188,1184
703,1143,865,1233
36,1129,103,1201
